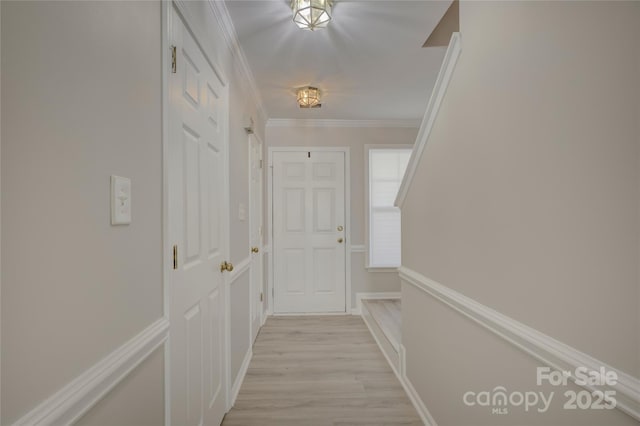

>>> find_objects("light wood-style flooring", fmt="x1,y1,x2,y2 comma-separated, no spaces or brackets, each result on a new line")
222,316,422,426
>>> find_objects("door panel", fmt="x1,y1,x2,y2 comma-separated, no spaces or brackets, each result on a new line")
273,151,346,313
169,8,227,426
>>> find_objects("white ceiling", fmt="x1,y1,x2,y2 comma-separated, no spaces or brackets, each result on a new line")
225,0,452,121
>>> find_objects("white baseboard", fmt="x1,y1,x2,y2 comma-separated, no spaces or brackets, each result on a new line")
399,344,438,426
353,292,401,316
358,298,436,425
229,348,252,408
360,305,400,376
399,266,640,422
12,318,169,426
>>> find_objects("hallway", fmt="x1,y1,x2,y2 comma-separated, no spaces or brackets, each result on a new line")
222,316,421,426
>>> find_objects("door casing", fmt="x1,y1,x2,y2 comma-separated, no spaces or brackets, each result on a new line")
249,133,264,340
267,147,352,315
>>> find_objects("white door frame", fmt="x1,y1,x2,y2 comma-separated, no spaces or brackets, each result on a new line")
248,132,265,336
162,1,232,422
267,146,352,315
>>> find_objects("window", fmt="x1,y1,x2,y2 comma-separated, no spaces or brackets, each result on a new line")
367,147,412,268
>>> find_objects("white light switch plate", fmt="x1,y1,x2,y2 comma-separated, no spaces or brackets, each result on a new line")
111,175,131,225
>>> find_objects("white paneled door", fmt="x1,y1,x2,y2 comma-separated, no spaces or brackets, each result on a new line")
272,151,346,313
249,134,263,341
169,9,228,426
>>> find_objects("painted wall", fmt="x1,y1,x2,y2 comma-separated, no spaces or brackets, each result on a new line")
266,125,417,308
75,348,165,426
401,2,640,425
1,2,163,424
1,0,266,423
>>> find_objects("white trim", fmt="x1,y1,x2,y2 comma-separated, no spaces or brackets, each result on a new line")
399,344,438,426
357,299,436,425
398,266,640,422
207,1,268,125
272,312,352,317
0,3,3,420
161,2,172,424
353,292,401,316
229,255,251,284
366,267,399,273
266,119,420,129
360,306,401,375
350,244,365,253
267,147,352,315
395,33,462,208
229,348,252,408
12,319,169,426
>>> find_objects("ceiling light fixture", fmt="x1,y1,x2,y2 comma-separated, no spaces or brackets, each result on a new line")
297,86,321,108
291,0,332,31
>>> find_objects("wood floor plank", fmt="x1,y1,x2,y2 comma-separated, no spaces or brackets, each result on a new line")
222,316,421,426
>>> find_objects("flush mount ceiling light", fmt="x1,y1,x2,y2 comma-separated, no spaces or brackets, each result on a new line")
297,86,322,108
291,0,332,31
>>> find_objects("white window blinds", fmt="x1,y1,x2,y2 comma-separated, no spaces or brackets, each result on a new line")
368,149,412,268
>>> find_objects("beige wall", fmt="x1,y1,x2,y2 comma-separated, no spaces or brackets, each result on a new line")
76,348,165,426
1,0,265,423
1,2,163,423
266,125,417,307
401,1,640,425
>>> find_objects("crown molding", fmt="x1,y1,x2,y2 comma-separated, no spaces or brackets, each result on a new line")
208,0,269,124
266,119,421,128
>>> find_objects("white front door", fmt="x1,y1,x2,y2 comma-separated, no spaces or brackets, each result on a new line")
169,8,227,426
249,134,263,341
272,151,346,313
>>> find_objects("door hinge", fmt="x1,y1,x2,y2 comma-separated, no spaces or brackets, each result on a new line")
260,292,264,302
172,245,178,270
259,159,263,169
171,45,177,74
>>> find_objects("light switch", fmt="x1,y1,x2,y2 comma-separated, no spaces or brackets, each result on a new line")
111,176,131,225
238,203,246,221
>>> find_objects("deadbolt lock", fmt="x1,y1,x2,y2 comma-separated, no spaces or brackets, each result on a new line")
337,225,344,231
220,261,234,272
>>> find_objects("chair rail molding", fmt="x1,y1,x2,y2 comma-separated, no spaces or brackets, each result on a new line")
228,255,252,284
266,119,420,129
350,244,365,253
11,318,170,426
395,32,461,208
398,266,640,422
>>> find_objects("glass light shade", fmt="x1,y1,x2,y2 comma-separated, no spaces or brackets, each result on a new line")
291,0,332,31
297,86,321,108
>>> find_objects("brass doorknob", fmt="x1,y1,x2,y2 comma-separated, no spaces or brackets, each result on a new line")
220,261,234,272
338,238,344,243
251,247,259,253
